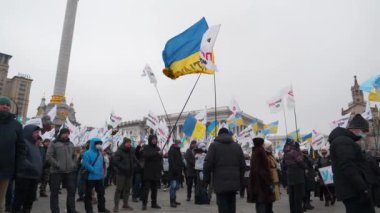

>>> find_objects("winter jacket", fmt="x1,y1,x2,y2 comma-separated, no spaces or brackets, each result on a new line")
329,127,370,200
303,155,316,191
248,146,274,203
168,144,184,181
112,142,136,177
185,148,196,177
143,143,163,181
315,155,332,185
268,154,281,201
0,113,25,179
46,137,77,174
283,143,306,185
82,138,105,180
203,133,245,193
17,125,43,179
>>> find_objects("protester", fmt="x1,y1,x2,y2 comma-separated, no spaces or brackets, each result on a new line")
240,152,250,199
329,114,375,213
185,140,197,201
168,140,184,208
315,146,335,206
264,140,281,202
12,125,43,213
0,96,25,213
204,128,246,213
132,142,144,203
247,137,274,213
82,138,110,213
194,142,209,205
141,135,162,210
39,139,51,198
46,128,78,213
283,138,306,213
77,141,90,202
300,145,315,211
363,151,380,208
112,138,136,212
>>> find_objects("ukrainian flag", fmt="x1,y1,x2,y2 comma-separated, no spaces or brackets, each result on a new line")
302,133,312,143
162,18,215,79
183,113,206,140
207,120,218,136
251,119,259,133
269,121,279,134
288,129,301,141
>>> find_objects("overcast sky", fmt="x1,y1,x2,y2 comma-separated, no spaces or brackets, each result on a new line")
1,0,379,134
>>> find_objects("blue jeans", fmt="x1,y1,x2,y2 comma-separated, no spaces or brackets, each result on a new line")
169,180,178,200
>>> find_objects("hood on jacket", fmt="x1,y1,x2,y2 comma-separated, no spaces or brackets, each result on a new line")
23,124,41,144
328,127,361,144
120,137,132,151
148,135,158,147
89,137,103,151
214,133,234,144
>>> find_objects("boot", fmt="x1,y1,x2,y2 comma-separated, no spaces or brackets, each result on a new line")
170,199,177,208
113,206,119,212
151,202,161,209
122,204,133,211
305,202,314,210
141,205,147,211
40,192,48,197
325,200,330,207
175,200,181,205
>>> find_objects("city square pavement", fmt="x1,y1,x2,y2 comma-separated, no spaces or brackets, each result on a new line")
31,184,355,213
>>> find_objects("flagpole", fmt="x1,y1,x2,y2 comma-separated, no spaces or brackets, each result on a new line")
293,106,300,142
214,74,218,129
162,74,202,151
282,108,289,137
154,85,173,131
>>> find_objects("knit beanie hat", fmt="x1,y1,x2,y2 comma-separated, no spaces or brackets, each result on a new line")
347,114,369,132
253,137,264,147
0,96,11,106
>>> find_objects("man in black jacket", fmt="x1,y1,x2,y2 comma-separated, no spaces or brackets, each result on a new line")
0,96,25,213
329,114,375,213
185,140,197,201
12,124,43,213
141,135,163,211
203,128,245,213
112,138,136,212
168,140,184,208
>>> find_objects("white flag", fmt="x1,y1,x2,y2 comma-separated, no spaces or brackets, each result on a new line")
229,98,241,115
267,96,283,113
281,85,295,109
195,108,207,125
330,113,351,129
362,102,373,120
41,128,55,141
142,64,157,86
47,105,57,121
110,112,122,128
146,111,159,131
25,117,43,128
200,24,221,71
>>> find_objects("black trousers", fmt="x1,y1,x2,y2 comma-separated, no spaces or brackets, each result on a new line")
141,180,158,206
84,180,106,213
288,183,305,213
216,192,236,213
343,196,375,213
50,172,77,213
186,176,196,199
256,202,273,213
12,178,38,212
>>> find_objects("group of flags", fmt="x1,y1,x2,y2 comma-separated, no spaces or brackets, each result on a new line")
267,85,295,113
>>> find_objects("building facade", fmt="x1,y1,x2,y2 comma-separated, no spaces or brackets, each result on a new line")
118,106,264,142
0,53,33,121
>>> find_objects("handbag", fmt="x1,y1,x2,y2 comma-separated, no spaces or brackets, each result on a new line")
81,153,100,180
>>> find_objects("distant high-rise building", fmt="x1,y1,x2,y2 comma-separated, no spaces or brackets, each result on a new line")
0,52,33,121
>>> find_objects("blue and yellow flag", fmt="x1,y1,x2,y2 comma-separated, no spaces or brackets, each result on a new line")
288,129,301,142
183,113,206,140
251,119,259,133
162,18,215,79
207,120,218,136
302,133,312,143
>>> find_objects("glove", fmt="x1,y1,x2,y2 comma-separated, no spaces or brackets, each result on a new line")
359,190,371,205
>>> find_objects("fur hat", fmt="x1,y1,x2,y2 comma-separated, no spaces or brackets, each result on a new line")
253,137,264,147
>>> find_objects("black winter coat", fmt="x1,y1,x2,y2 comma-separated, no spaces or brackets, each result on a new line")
329,127,370,200
112,145,136,177
283,144,306,185
185,148,196,177
168,145,183,181
0,113,25,179
303,155,316,191
143,144,163,181
203,134,245,193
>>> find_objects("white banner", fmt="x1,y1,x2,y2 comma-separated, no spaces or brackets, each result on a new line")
267,96,283,113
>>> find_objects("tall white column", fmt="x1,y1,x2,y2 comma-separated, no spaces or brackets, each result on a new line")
53,0,79,99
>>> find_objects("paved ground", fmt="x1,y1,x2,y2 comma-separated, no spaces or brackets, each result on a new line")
31,185,357,213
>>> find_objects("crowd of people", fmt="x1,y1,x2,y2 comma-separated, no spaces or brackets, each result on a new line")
0,93,379,213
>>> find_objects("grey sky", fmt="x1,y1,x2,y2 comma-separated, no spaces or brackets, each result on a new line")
1,0,379,134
